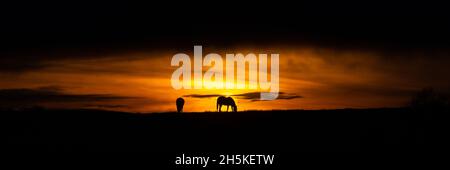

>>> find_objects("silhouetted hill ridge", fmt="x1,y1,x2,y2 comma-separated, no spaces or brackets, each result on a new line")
1,107,446,153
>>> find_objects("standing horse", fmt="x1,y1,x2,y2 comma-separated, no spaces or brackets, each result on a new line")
176,97,185,113
217,96,237,112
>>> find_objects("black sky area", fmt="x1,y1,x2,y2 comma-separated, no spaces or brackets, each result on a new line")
1,1,450,56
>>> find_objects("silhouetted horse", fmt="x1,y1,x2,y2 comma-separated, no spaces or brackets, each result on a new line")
217,96,237,112
176,97,185,113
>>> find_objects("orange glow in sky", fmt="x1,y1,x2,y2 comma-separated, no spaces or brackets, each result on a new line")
1,46,448,113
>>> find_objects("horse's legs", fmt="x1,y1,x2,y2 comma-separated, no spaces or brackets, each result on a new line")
218,105,222,112
227,105,229,112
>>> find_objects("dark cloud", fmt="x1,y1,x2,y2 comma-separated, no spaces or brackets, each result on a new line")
0,57,51,73
2,2,450,73
183,92,302,101
0,86,139,108
233,92,302,102
83,104,129,109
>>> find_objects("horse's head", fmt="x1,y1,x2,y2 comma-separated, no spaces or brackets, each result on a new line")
233,105,238,112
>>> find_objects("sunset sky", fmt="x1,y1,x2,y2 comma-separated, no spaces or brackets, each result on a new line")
1,2,450,113
1,46,449,112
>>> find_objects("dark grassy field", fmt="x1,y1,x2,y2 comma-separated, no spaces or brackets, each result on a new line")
0,107,446,167
1,107,444,151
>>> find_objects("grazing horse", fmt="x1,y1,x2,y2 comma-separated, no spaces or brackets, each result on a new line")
176,97,185,113
217,96,237,112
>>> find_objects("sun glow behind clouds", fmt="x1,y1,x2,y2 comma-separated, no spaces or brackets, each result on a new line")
170,46,280,102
